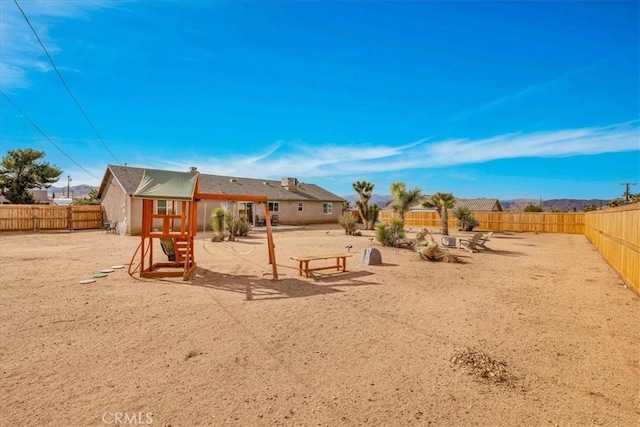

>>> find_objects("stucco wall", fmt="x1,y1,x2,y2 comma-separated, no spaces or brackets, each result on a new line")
274,200,341,225
100,176,128,234
129,198,143,235
112,196,341,235
197,200,340,229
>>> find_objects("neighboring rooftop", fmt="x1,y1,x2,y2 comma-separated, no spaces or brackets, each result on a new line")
383,197,503,212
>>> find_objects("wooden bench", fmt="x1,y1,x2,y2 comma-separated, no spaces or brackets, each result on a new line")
290,254,353,278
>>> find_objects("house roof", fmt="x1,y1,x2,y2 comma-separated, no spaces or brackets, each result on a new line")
0,189,51,204
454,198,503,211
384,196,503,212
98,165,345,202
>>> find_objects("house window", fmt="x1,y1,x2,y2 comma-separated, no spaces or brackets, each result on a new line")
323,203,333,214
298,203,303,212
156,200,172,215
268,202,279,212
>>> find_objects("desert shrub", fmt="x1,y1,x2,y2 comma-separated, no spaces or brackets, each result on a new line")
368,204,380,226
524,204,543,212
338,213,358,235
211,209,251,241
375,222,392,246
607,198,624,208
234,214,252,236
375,218,406,246
211,208,226,240
225,212,251,239
453,206,479,231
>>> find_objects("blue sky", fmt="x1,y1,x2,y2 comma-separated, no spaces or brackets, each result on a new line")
1,1,638,200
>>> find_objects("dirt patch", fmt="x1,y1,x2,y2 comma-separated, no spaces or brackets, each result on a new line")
451,348,517,386
1,227,638,426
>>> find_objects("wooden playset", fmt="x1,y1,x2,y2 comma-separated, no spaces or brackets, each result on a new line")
131,169,278,281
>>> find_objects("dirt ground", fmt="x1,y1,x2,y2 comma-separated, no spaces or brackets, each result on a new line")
1,225,638,427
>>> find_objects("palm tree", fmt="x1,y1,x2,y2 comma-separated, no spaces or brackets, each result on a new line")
389,181,422,223
423,192,455,236
353,181,376,229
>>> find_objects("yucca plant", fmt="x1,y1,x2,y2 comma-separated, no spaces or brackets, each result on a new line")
211,208,226,241
375,218,406,246
368,203,380,227
389,181,422,222
225,212,252,240
452,206,479,231
233,215,252,236
338,212,358,235
353,180,376,230
423,192,455,236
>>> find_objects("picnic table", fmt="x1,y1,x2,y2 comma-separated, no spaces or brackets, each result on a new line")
290,254,353,278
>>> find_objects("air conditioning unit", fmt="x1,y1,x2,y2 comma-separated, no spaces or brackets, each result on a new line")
281,177,298,189
441,236,457,247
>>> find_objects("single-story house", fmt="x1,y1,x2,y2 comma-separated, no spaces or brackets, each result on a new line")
97,165,346,235
0,189,52,205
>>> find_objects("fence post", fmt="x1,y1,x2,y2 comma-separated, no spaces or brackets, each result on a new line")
32,206,37,232
68,206,73,231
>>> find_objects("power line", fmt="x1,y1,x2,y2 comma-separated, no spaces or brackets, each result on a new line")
13,0,122,165
0,89,102,182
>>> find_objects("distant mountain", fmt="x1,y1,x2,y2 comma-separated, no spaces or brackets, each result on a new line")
48,184,96,199
500,198,611,212
342,195,613,212
499,198,539,211
342,194,392,207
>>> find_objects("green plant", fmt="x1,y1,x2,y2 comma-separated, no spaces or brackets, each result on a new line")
389,181,422,222
211,208,226,241
391,218,406,238
225,212,251,240
73,188,100,205
233,215,252,236
607,198,624,208
583,204,597,212
211,208,225,232
0,148,62,204
423,192,455,236
452,206,479,231
368,203,380,226
353,180,376,230
375,222,392,246
338,212,358,235
524,204,543,212
375,218,406,246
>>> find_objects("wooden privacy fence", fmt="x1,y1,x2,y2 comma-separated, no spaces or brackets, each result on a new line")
584,203,640,295
379,210,585,234
0,205,103,232
380,205,639,295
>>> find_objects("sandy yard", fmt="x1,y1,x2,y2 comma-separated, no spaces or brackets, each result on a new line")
0,225,638,427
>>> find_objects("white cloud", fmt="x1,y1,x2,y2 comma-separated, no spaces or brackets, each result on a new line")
155,121,640,181
446,61,604,123
423,121,639,166
0,0,119,89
